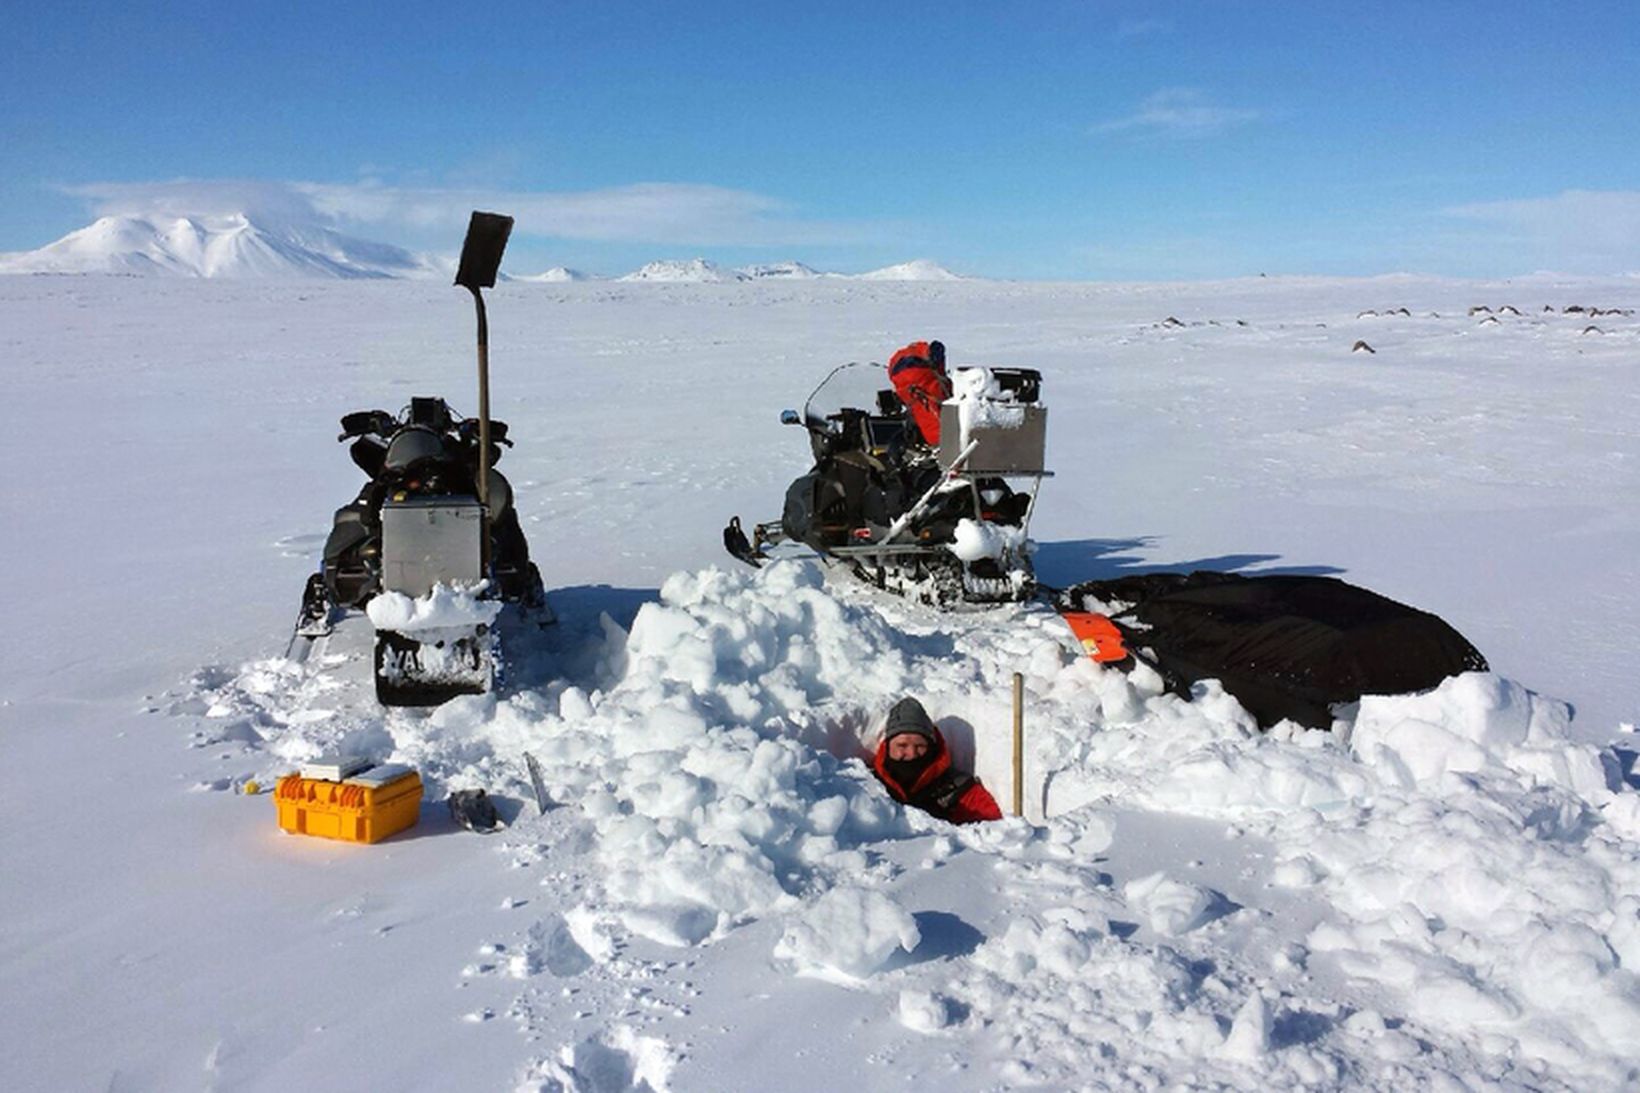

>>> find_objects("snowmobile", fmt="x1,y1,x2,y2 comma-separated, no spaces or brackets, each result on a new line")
293,212,548,705
723,360,1050,605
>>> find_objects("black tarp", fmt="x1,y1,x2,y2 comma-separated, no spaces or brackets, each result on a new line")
1062,571,1488,729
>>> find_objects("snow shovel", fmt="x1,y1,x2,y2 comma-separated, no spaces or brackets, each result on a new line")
455,211,514,570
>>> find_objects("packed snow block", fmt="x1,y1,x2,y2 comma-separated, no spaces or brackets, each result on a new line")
274,766,422,844
1062,571,1488,729
1123,872,1216,936
1352,673,1610,799
774,886,920,983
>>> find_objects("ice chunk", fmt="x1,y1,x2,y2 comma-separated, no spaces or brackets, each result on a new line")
1220,992,1271,1060
948,518,1025,563
1124,872,1216,936
898,989,952,1033
774,886,921,983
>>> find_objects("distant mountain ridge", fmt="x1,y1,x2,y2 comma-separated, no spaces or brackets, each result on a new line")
0,215,970,281
617,258,745,283
0,213,445,279
600,256,964,283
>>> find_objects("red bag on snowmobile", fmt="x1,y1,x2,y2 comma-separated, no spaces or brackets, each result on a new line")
888,340,950,446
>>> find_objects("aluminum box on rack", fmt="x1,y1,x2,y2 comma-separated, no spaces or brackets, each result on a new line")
379,494,483,596
938,403,1048,475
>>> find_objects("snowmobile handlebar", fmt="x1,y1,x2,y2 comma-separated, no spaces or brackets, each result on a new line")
335,405,512,447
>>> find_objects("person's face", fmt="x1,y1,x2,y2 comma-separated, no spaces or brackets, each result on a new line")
887,733,930,761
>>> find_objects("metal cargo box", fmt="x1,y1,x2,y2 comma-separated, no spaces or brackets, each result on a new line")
380,494,483,596
938,403,1048,475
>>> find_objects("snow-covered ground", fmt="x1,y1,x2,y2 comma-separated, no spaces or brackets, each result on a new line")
2,274,1637,1090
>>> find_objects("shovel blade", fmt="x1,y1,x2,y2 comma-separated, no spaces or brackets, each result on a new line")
454,211,514,289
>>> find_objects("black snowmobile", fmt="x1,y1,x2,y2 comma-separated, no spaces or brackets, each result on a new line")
293,212,548,705
724,360,1050,605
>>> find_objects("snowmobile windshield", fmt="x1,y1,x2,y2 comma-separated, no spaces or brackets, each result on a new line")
384,425,452,472
803,362,892,430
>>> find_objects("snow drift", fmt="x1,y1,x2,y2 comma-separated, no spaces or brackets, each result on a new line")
191,555,1640,1089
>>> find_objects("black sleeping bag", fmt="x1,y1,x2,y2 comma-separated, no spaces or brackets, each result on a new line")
1062,572,1489,729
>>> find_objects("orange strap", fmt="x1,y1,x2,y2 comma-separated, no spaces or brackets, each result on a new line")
1060,611,1131,663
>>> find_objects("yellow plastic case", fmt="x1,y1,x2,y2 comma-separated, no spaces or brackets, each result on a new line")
274,766,423,844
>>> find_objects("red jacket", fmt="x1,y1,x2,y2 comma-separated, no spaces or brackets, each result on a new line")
888,341,951,447
871,728,1002,824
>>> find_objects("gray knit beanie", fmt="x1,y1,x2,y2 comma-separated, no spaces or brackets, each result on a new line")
884,696,937,744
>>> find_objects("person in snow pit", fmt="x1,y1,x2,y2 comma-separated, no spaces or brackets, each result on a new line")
871,696,1002,824
888,339,950,447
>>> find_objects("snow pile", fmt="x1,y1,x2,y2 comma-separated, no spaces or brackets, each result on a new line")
948,517,1024,562
947,365,1030,454
1350,671,1611,799
955,906,1351,1087
1123,871,1218,936
517,1025,678,1093
1028,668,1639,1083
773,886,920,983
184,551,1640,1088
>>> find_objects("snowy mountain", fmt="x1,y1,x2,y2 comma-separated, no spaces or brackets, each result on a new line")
1,215,977,284
736,260,823,280
0,213,444,279
514,266,596,283
617,257,748,282
858,258,965,281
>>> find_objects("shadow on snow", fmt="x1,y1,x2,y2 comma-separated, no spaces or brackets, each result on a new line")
1032,536,1345,590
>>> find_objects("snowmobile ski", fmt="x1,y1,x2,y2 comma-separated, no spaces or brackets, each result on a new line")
294,573,336,638
284,573,337,660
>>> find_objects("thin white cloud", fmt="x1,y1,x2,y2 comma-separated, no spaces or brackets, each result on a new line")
1442,190,1640,272
1093,88,1260,138
64,178,880,248
66,179,324,225
1116,17,1173,38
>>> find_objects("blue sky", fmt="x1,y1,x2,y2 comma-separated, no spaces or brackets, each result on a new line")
4,1,1637,279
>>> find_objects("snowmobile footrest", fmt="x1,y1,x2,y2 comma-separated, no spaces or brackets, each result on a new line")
723,516,765,568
